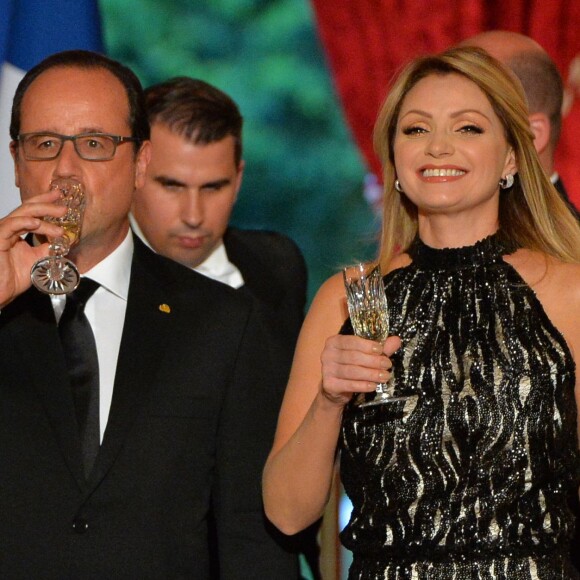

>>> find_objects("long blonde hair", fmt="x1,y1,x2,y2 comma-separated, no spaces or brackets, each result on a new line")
373,46,580,269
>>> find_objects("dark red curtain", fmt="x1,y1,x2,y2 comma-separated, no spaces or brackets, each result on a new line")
310,0,580,209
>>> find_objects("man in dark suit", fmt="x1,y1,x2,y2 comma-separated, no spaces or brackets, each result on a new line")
460,31,579,219
0,50,297,578
130,77,319,578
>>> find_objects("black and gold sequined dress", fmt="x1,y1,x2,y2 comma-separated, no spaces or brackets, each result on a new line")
340,235,579,579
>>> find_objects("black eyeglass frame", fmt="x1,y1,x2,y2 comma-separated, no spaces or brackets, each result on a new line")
16,132,141,161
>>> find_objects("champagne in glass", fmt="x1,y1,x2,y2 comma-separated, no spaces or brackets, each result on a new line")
30,178,86,295
343,262,409,406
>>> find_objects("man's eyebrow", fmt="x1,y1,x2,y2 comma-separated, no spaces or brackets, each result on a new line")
154,175,186,187
201,178,231,188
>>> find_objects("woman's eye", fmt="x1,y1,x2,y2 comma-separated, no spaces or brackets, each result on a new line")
458,124,483,134
402,126,427,136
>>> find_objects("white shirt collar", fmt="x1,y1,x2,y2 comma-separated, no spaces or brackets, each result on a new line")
50,229,133,320
83,229,133,301
193,242,244,289
128,212,244,289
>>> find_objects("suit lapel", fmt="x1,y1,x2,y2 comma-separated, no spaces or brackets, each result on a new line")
10,288,86,489
223,229,285,308
554,177,580,220
89,239,175,485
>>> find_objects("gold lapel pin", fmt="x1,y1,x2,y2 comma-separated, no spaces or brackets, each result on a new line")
159,304,171,314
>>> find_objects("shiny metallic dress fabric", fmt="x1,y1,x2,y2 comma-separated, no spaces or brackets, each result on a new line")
340,235,579,579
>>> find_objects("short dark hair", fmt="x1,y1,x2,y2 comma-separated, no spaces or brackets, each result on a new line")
144,77,243,165
10,49,150,149
507,50,564,148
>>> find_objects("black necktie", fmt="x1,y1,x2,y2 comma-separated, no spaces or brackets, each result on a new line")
58,278,101,479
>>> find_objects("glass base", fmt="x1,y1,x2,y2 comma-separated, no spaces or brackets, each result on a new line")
31,257,80,295
355,382,415,407
358,393,413,407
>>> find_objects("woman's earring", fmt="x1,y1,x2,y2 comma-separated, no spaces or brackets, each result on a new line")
499,174,514,189
394,179,404,193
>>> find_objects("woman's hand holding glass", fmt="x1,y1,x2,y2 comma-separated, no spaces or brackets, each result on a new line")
320,333,402,407
343,262,412,406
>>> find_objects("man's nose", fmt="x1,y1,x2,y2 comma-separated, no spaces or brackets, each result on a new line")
181,191,203,227
53,140,84,178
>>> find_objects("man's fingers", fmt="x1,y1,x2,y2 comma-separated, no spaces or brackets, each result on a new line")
0,216,63,246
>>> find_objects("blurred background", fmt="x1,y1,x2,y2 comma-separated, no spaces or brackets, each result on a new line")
101,0,379,301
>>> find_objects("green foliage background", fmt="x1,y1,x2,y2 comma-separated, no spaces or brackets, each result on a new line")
100,0,380,301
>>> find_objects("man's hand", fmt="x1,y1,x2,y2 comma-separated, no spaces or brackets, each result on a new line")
0,190,67,308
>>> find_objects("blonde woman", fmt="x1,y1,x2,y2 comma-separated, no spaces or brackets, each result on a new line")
263,47,580,578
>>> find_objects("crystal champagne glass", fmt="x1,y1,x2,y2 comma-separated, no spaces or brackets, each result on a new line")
30,178,86,295
343,262,409,406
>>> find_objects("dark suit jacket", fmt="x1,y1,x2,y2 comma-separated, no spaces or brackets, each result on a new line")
0,236,297,579
223,228,323,580
224,227,307,367
554,176,580,221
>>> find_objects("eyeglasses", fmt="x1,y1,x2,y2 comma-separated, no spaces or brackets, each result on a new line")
16,132,140,161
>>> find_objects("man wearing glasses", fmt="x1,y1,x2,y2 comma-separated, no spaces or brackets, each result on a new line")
16,132,140,161
0,50,297,578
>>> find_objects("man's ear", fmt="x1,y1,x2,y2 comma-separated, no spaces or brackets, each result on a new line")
528,112,551,155
9,141,20,188
134,140,151,190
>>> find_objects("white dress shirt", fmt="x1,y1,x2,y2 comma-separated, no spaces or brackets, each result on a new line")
193,243,244,289
51,231,133,442
129,212,244,288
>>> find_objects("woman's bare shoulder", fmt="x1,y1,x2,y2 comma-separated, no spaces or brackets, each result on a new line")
310,271,346,315
505,249,580,358
304,271,349,334
504,249,580,298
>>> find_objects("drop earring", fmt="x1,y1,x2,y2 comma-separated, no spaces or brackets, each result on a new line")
499,174,514,189
394,179,404,193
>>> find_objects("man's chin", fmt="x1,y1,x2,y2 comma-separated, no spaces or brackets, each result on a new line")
168,247,207,270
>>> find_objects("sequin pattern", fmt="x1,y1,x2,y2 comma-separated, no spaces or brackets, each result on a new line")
340,235,579,579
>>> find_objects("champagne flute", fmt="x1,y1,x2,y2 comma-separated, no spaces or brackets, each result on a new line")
30,178,86,295
343,262,409,406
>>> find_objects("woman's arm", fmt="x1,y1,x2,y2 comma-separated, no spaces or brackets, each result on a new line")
263,272,399,534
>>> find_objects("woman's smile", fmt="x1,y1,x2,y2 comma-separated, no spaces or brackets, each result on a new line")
418,165,467,181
